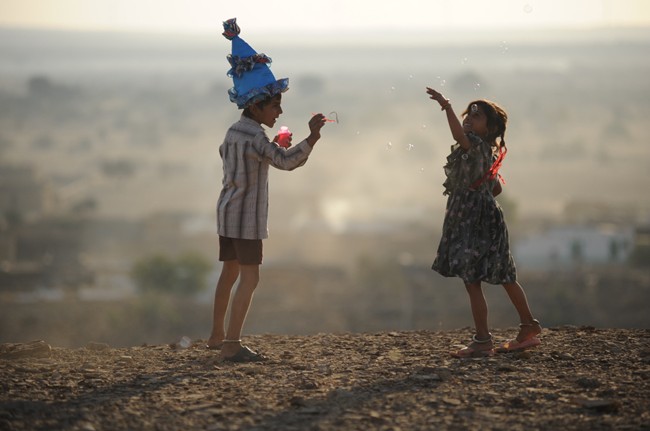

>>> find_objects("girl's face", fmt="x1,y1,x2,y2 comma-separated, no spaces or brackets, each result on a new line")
462,104,490,138
250,95,283,128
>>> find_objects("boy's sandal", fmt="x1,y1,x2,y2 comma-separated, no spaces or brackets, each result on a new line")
214,338,241,351
451,334,495,358
222,345,268,363
205,342,223,350
451,346,495,358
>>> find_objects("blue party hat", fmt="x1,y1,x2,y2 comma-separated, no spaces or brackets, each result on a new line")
222,18,289,109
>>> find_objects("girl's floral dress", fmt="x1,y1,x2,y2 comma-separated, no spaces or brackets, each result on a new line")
432,132,517,284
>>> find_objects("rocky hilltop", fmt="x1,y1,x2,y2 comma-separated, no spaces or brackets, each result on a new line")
1,327,649,430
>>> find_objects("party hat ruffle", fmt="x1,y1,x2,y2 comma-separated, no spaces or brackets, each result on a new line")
227,78,289,109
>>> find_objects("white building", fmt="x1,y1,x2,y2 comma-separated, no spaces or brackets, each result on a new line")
513,224,635,270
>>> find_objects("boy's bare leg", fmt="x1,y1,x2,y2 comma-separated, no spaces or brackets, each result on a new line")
502,281,541,341
465,282,493,349
221,264,260,357
207,260,240,348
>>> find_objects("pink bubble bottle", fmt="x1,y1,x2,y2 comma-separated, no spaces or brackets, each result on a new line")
276,126,291,148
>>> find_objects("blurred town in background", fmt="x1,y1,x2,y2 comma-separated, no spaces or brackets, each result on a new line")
1,26,649,347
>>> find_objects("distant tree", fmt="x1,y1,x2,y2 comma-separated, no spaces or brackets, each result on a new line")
27,75,54,97
100,158,136,179
174,253,212,293
132,255,176,294
70,197,98,216
629,247,650,267
609,239,620,262
27,75,76,99
32,135,55,150
131,252,211,295
570,239,584,264
602,118,631,143
295,75,325,96
0,134,11,154
451,71,489,95
3,210,23,228
629,227,650,267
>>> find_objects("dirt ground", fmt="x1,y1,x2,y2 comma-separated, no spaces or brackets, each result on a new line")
1,326,649,431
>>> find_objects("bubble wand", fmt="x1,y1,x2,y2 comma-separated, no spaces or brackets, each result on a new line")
311,111,339,123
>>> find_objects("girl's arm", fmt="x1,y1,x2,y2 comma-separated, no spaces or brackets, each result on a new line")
426,87,471,151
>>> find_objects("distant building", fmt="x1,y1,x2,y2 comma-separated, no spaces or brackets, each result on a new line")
0,164,57,219
513,224,635,270
0,218,93,292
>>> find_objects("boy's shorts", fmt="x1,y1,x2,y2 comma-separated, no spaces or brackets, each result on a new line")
219,236,263,265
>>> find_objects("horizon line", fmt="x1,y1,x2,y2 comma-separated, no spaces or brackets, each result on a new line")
2,23,650,38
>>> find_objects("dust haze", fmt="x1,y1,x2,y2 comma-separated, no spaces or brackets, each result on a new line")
1,27,649,346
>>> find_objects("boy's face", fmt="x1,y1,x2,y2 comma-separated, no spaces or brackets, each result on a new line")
250,95,283,128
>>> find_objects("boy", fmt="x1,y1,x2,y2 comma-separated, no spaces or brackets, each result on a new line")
207,19,326,362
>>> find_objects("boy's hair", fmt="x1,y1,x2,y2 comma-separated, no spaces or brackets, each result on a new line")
463,99,508,146
242,94,281,118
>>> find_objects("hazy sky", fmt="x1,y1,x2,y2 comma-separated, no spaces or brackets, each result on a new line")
1,0,649,34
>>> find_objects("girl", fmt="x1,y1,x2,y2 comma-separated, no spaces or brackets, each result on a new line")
426,87,541,358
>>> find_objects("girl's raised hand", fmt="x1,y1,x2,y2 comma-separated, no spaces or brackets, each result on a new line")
426,87,447,104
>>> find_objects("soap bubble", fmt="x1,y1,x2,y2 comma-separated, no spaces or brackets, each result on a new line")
524,4,533,13
500,41,509,54
407,143,415,151
461,57,469,65
471,103,479,113
386,141,393,150
474,83,481,92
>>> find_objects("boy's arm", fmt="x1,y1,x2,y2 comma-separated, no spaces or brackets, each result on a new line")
255,134,313,171
255,114,327,171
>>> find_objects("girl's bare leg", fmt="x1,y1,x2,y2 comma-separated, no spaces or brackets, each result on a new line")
464,282,493,349
502,281,541,341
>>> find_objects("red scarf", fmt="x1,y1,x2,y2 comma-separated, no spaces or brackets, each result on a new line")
470,145,507,190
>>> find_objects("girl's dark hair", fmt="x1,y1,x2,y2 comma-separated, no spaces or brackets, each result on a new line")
463,99,508,146
242,94,281,118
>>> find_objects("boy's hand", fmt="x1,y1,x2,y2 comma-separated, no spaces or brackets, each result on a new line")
306,113,327,147
273,133,292,148
309,113,326,134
